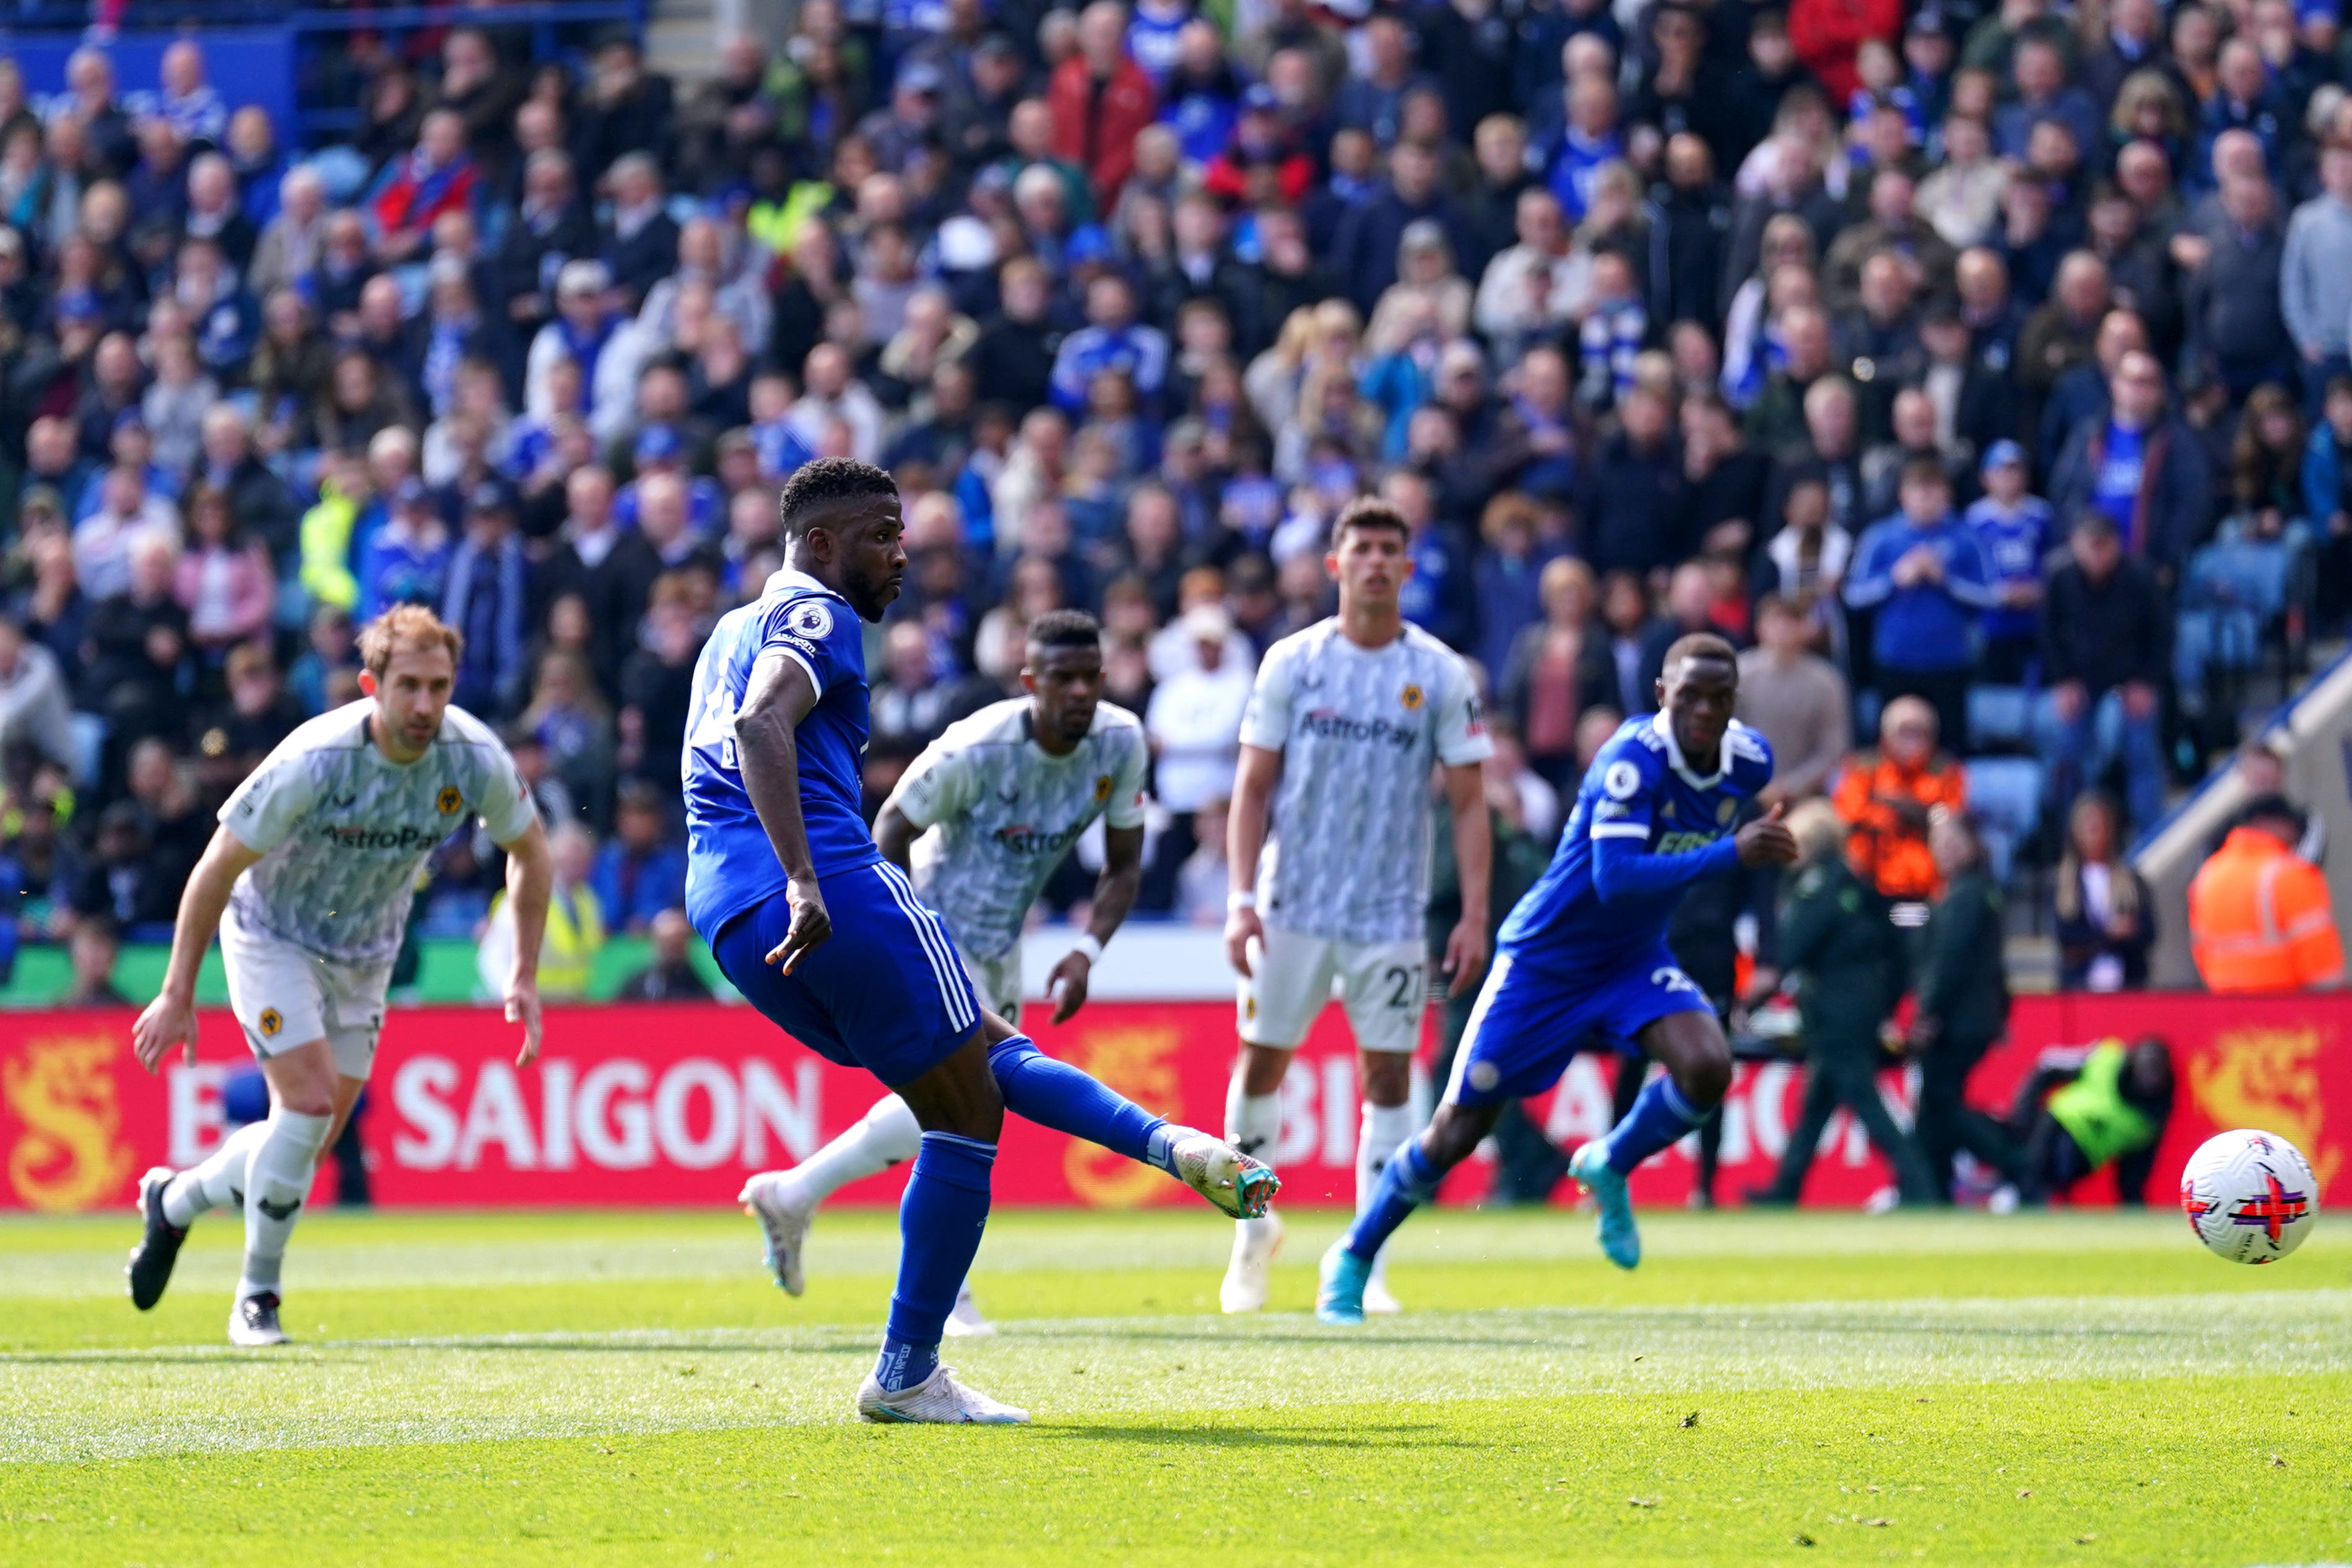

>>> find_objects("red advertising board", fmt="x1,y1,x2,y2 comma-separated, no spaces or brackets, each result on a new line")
1,994,2345,1213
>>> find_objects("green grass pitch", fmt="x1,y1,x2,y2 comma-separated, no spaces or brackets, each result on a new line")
4,1203,2349,1565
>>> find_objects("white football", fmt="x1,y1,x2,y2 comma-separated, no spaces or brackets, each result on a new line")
2179,1129,2320,1265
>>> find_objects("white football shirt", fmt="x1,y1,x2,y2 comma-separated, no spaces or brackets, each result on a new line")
1240,620,1492,943
221,700,537,966
886,698,1150,961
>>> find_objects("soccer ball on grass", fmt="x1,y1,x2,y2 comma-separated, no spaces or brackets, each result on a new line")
2179,1129,2319,1265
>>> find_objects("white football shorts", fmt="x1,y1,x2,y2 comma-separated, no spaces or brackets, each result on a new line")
220,907,394,1080
957,942,1023,1028
1236,925,1428,1053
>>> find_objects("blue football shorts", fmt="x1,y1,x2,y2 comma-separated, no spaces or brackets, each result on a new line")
712,860,983,1087
1441,944,1713,1107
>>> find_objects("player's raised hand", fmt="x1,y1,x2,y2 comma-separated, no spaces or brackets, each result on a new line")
1223,901,1263,978
768,875,833,972
1441,913,1489,997
130,990,200,1073
1045,950,1092,1024
506,975,544,1067
1735,802,1800,867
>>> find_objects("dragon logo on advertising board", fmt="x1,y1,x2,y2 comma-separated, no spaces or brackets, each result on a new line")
2,1034,134,1212
1064,1024,1182,1208
2189,1024,2341,1192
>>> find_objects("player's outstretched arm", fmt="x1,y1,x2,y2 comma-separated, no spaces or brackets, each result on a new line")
496,816,553,1065
735,646,830,972
1439,761,1491,997
130,826,264,1072
1048,823,1145,1023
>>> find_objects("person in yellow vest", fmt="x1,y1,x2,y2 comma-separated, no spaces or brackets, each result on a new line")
2005,1037,2175,1205
483,822,605,999
2187,795,2345,993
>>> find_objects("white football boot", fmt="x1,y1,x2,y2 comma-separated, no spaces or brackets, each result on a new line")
856,1365,1030,1424
1219,1211,1283,1313
942,1282,996,1337
738,1172,813,1296
228,1291,290,1348
1170,1132,1280,1218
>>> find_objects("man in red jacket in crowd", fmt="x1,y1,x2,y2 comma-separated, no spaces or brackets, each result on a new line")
1051,0,1160,209
1788,0,1901,102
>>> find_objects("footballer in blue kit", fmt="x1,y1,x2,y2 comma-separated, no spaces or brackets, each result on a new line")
1317,635,1800,1323
683,459,1277,1424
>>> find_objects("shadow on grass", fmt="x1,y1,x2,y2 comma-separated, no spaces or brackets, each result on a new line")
1031,1421,1465,1450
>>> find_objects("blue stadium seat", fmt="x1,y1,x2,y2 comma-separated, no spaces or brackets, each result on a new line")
1964,758,2044,883
1966,685,2035,752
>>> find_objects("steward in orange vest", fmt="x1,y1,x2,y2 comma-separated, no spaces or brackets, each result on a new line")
2188,797,2345,992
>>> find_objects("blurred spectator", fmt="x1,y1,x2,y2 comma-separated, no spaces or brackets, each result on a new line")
191,643,306,798
2188,794,2345,991
1051,2,1160,208
2052,792,2156,992
1499,556,1609,795
2224,737,2325,864
173,484,276,661
67,802,177,936
484,820,606,1000
1735,592,1850,805
2049,350,2213,577
1907,814,2034,1203
2041,513,2169,833
1174,794,1230,927
1961,441,2054,682
442,483,530,716
2007,1037,2174,1204
519,649,617,822
64,916,126,1007
1833,695,1966,907
1747,798,1938,1207
289,605,358,717
0,612,76,771
1844,454,1989,747
591,781,687,935
617,907,711,1000
2282,142,2352,407
1145,603,1252,909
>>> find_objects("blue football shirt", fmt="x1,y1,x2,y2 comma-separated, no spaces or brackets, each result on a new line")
1498,713,1774,977
683,570,883,943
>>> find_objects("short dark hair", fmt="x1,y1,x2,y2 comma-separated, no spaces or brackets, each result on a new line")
1026,608,1103,652
1663,631,1738,672
2071,509,2120,542
1330,496,1410,548
777,457,899,539
1900,452,1951,489
2239,792,2301,831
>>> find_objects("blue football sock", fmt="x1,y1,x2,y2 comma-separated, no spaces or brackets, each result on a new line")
1342,1138,1444,1262
876,1131,994,1393
1603,1073,1705,1175
987,1034,1176,1172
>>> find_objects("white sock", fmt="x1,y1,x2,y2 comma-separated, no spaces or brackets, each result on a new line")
1225,1075,1281,1164
162,1120,269,1228
777,1095,922,1207
1356,1100,1418,1211
238,1109,332,1302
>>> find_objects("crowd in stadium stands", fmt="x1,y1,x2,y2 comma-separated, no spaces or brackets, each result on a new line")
0,0,2345,992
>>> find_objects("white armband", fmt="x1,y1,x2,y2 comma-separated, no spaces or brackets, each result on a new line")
1069,933,1104,966
1226,890,1257,912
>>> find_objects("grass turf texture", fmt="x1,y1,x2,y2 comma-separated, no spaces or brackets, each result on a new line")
4,1207,2349,1565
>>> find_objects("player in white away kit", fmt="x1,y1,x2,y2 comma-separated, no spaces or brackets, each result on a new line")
737,609,1150,1332
1221,496,1493,1314
125,607,553,1346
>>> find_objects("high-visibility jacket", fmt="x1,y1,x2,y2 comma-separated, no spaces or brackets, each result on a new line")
488,881,607,999
2187,828,2345,992
2047,1040,2158,1167
1831,748,1968,901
